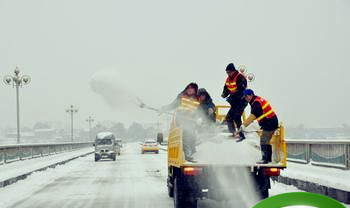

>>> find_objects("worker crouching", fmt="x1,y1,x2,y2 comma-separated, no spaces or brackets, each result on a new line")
240,89,279,164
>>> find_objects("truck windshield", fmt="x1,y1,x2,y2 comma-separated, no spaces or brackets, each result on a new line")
96,138,112,145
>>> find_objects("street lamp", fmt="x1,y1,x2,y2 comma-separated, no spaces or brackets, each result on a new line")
86,116,94,141
3,67,31,144
66,105,78,142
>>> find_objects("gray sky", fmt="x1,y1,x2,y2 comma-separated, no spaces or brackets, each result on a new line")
0,0,349,129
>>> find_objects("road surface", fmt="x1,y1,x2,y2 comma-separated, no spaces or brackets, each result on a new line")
0,142,321,208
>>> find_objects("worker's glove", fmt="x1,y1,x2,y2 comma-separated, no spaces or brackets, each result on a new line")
239,125,247,133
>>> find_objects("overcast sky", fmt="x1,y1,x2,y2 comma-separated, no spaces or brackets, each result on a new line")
0,0,349,130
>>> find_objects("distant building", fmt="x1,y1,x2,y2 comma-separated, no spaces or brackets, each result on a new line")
35,128,56,141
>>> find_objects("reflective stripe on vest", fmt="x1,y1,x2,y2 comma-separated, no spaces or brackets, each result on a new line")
225,73,240,94
177,96,200,112
253,96,276,123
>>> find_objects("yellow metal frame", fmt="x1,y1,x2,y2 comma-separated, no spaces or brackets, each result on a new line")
215,105,230,122
215,105,246,123
261,124,287,167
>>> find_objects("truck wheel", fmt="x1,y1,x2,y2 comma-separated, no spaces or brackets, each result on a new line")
156,151,159,154
187,199,198,208
168,178,174,197
94,154,99,162
174,178,186,208
113,156,116,161
260,189,269,199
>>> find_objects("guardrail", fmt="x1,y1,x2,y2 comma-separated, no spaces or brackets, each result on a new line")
0,142,93,165
286,139,350,169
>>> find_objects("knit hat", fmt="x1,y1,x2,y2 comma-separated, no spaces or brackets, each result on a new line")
225,63,236,72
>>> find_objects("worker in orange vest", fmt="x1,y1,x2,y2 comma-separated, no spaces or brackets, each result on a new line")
221,63,248,139
240,89,279,164
161,83,200,161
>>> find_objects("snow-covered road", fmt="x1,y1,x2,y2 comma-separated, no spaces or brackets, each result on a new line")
0,143,349,208
0,143,173,208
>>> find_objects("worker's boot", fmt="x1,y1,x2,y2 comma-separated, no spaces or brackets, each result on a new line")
236,131,246,142
257,145,269,164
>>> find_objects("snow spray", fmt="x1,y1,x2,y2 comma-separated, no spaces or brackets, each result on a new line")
190,118,262,207
89,69,138,109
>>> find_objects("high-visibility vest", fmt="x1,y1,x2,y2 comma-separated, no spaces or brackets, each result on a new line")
177,96,200,113
253,96,276,123
225,72,241,94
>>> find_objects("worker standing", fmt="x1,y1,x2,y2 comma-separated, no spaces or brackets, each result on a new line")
221,63,248,139
161,82,200,161
240,89,279,164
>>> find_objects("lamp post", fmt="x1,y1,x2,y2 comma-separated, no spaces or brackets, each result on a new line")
3,67,31,144
86,116,94,141
66,105,78,142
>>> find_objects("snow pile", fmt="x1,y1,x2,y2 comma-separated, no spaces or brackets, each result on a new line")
193,132,261,166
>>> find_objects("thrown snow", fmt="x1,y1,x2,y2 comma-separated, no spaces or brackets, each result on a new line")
89,69,137,108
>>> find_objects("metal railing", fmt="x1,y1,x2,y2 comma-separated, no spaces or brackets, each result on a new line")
0,142,93,164
286,139,350,169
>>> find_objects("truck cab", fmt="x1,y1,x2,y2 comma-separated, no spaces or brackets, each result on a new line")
94,132,120,162
167,106,287,208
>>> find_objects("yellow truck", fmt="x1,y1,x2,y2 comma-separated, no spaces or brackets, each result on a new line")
167,106,287,208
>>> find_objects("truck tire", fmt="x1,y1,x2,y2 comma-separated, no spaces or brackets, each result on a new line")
156,151,159,154
174,178,186,208
113,156,116,161
187,199,197,208
260,189,269,199
168,184,174,197
167,176,174,197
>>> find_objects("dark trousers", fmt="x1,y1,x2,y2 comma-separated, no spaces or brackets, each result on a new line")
226,101,247,137
260,130,275,163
